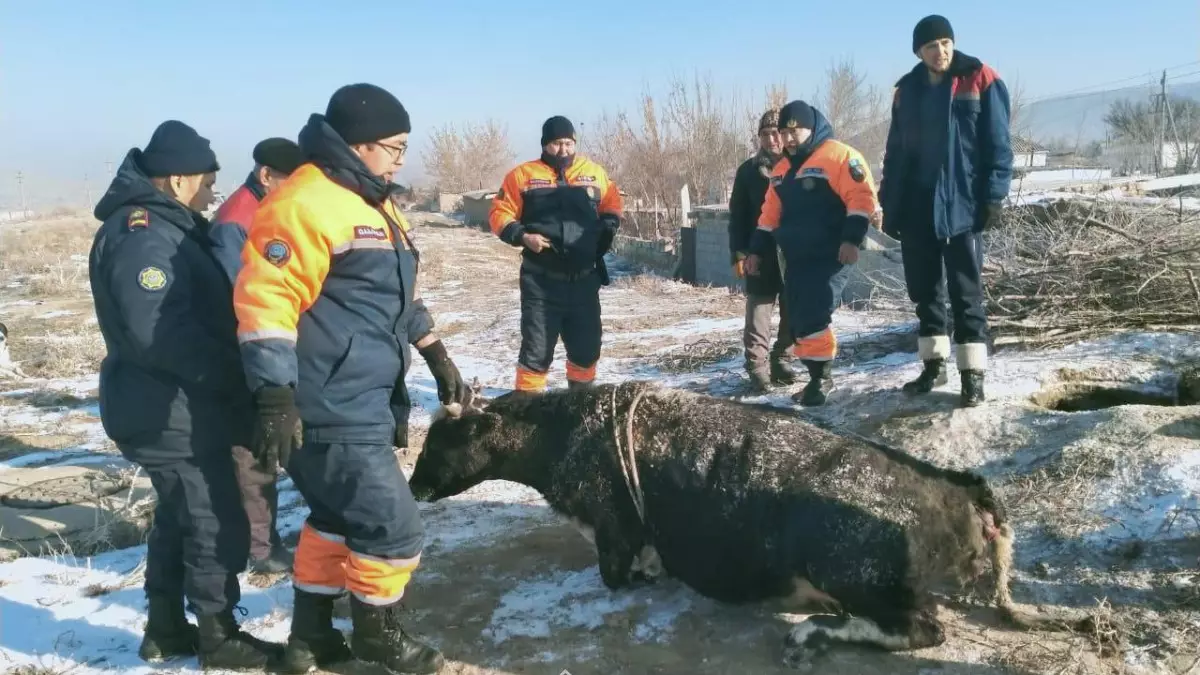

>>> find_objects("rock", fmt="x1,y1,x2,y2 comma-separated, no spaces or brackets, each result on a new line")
1177,362,1200,405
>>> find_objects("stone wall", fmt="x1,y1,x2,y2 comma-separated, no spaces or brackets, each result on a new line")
612,235,679,277
692,207,737,288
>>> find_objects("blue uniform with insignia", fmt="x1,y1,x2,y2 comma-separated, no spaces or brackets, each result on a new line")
88,149,254,617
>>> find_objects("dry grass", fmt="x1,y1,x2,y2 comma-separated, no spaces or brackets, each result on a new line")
7,315,105,380
653,338,741,373
0,217,95,299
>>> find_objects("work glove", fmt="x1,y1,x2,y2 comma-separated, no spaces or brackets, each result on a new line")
980,202,1004,231
597,227,616,257
419,339,469,405
251,385,301,472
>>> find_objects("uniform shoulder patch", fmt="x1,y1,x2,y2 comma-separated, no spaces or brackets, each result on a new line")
263,239,291,267
137,266,167,291
353,225,388,240
848,157,867,183
127,207,149,230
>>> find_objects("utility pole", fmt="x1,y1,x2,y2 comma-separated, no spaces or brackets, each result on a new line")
84,173,92,206
105,161,114,178
15,171,26,214
1155,70,1167,176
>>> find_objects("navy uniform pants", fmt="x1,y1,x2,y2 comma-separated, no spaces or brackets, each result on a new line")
121,437,250,617
515,265,602,391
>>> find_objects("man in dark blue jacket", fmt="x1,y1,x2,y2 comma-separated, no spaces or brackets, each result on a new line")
89,120,283,670
878,14,1013,407
209,136,304,575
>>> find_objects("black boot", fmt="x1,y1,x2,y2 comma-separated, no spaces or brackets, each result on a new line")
281,589,354,674
567,380,595,391
249,543,294,575
138,594,197,663
769,351,798,385
350,596,445,675
196,609,285,671
960,370,986,407
902,359,949,395
793,360,834,407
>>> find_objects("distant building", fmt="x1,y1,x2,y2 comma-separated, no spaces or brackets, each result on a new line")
1012,136,1049,168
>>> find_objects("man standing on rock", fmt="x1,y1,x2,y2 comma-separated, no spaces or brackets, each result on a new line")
234,83,467,675
878,14,1013,407
728,108,797,394
89,120,284,670
744,101,880,406
489,115,624,393
208,136,305,576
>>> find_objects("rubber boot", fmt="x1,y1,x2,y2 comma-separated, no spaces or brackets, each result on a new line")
769,351,798,385
902,359,949,395
280,589,354,674
349,596,445,675
567,380,595,392
960,370,986,408
746,365,772,394
793,360,834,407
249,543,294,575
196,609,285,671
138,594,197,663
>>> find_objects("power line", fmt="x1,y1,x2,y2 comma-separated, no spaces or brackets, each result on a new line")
1025,59,1200,105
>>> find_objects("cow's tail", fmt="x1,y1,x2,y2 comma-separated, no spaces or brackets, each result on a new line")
989,521,1097,634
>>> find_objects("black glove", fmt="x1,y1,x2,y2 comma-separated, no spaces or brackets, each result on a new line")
418,339,468,405
980,202,1004,231
251,385,301,472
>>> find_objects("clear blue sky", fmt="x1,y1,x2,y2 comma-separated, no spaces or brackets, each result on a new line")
1,0,1197,210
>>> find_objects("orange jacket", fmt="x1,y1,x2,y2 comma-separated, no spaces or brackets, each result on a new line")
489,155,622,275
754,110,879,261
233,161,429,443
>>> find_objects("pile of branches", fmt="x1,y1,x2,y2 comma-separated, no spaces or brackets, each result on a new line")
984,197,1200,347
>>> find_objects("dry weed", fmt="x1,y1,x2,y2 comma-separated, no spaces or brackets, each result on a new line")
1004,443,1119,538
0,218,95,298
9,323,105,380
654,338,741,373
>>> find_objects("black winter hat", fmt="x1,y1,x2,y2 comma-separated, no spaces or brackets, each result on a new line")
252,137,304,175
540,116,576,146
325,83,412,146
913,15,954,54
139,120,220,178
777,101,815,132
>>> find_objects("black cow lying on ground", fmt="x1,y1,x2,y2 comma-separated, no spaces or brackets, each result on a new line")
409,381,1091,668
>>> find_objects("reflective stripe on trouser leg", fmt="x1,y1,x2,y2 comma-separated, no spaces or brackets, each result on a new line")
293,523,350,596
956,342,988,371
565,360,596,384
792,327,837,361
346,551,421,606
917,335,952,360
515,366,548,392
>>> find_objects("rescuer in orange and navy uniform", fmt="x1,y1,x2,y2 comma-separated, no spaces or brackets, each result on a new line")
744,100,880,407
489,116,623,392
233,83,468,675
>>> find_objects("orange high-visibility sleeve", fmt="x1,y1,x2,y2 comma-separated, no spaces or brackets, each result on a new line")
489,168,526,239
757,179,783,233
829,145,880,248
596,167,623,216
234,195,333,391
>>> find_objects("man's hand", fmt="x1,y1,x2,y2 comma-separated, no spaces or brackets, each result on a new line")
522,232,552,253
419,339,469,404
980,202,1004,231
393,421,408,450
733,251,748,279
250,385,301,472
837,242,860,265
743,254,761,276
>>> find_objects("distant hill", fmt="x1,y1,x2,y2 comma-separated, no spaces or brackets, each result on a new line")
1021,80,1200,145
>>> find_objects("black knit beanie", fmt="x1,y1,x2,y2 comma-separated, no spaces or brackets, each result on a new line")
540,116,576,146
252,137,304,175
777,101,815,131
325,83,412,145
913,15,954,54
139,120,220,177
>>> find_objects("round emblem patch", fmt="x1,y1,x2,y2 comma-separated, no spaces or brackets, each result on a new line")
264,239,291,267
137,266,167,291
801,178,816,191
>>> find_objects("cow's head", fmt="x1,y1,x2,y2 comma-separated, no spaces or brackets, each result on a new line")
410,386,509,502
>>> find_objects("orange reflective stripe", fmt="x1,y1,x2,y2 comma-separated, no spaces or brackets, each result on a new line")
566,360,597,383
293,523,350,595
515,366,548,392
792,327,838,361
345,551,420,605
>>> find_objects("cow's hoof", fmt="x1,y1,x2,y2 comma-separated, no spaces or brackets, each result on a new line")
782,644,826,671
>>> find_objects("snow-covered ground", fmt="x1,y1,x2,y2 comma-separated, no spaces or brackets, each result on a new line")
0,215,1197,675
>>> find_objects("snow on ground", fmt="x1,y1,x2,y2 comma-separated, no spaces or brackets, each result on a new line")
0,216,1197,674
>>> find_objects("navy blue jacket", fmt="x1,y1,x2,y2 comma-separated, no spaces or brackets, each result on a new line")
89,150,254,456
208,172,264,282
878,50,1013,241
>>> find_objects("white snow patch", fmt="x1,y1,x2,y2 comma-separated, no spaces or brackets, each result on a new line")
35,310,76,319
482,567,638,642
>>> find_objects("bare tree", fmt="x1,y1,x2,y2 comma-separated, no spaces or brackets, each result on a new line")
420,119,516,192
1007,75,1027,137
813,58,889,169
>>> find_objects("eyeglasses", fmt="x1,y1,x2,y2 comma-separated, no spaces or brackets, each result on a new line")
376,141,408,163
